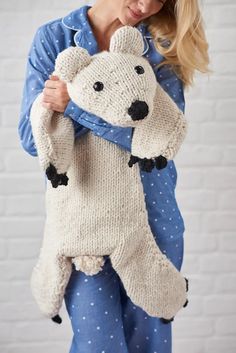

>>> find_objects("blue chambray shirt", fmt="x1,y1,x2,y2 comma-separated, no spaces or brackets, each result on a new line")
18,5,186,243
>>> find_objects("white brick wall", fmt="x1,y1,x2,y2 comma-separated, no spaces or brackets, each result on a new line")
0,1,235,352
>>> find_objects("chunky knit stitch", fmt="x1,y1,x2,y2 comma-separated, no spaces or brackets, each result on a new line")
30,25,188,322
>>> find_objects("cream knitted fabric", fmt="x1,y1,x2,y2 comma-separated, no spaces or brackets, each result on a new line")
31,133,187,320
30,25,188,321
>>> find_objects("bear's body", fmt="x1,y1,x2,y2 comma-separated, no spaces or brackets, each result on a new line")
30,26,188,323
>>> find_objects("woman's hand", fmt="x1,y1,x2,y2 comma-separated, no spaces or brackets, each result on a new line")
42,75,70,112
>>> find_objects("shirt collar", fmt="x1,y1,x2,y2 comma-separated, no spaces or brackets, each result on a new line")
62,5,151,55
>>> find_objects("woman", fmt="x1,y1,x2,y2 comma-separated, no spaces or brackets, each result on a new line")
18,0,209,352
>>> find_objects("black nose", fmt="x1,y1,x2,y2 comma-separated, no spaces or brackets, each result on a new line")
128,100,149,121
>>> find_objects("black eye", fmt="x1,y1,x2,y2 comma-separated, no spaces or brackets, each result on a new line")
135,66,144,75
93,81,104,91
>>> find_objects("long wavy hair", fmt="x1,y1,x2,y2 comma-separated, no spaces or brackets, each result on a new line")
144,0,210,87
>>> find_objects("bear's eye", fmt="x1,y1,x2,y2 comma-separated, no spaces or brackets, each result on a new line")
93,81,104,91
134,66,145,75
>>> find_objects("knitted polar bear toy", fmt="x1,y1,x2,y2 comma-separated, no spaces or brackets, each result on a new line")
30,26,188,324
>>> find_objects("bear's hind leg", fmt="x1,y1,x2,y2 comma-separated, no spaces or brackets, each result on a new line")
30,250,72,323
110,234,187,320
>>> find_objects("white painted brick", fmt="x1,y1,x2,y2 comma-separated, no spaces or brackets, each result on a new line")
215,316,236,335
0,218,44,238
0,175,45,195
181,212,202,233
51,0,90,10
203,168,236,189
0,260,35,281
204,296,236,315
202,212,236,232
203,4,236,28
206,28,236,52
218,191,236,210
185,275,215,296
202,77,236,100
215,274,236,294
0,82,23,104
0,302,42,321
0,282,10,302
5,151,39,172
200,254,236,273
1,59,26,81
9,281,32,302
0,196,6,215
0,13,35,36
174,318,214,337
0,239,7,259
0,129,22,148
177,145,223,167
185,100,214,122
211,53,236,76
178,190,217,211
0,322,12,343
173,339,204,353
201,122,236,143
0,0,32,10
8,238,41,259
222,147,236,165
12,320,71,342
1,343,70,353
177,295,203,317
205,338,236,353
6,195,45,216
218,233,236,251
216,100,236,121
0,152,5,171
175,168,205,189
2,105,23,127
0,36,30,59
182,122,202,144
181,254,200,275
185,83,203,100
184,233,217,253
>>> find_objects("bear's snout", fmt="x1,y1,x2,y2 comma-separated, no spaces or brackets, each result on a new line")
128,100,149,121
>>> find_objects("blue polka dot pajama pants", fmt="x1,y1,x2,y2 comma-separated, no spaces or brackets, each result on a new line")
64,235,184,353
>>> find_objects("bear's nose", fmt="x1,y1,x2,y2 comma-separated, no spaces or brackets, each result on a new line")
128,100,149,121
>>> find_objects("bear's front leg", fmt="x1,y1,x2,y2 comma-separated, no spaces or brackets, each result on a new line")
30,93,74,187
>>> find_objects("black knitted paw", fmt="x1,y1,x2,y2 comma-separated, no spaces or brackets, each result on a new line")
51,314,62,324
128,154,141,167
139,158,155,172
183,299,189,308
185,277,189,292
46,163,68,188
155,155,167,170
161,317,174,324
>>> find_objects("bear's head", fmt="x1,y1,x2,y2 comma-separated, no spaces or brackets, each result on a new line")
55,26,157,127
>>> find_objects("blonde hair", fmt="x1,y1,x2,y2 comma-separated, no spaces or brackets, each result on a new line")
144,0,211,87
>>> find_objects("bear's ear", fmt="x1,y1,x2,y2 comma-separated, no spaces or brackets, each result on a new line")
55,47,91,83
109,26,144,56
